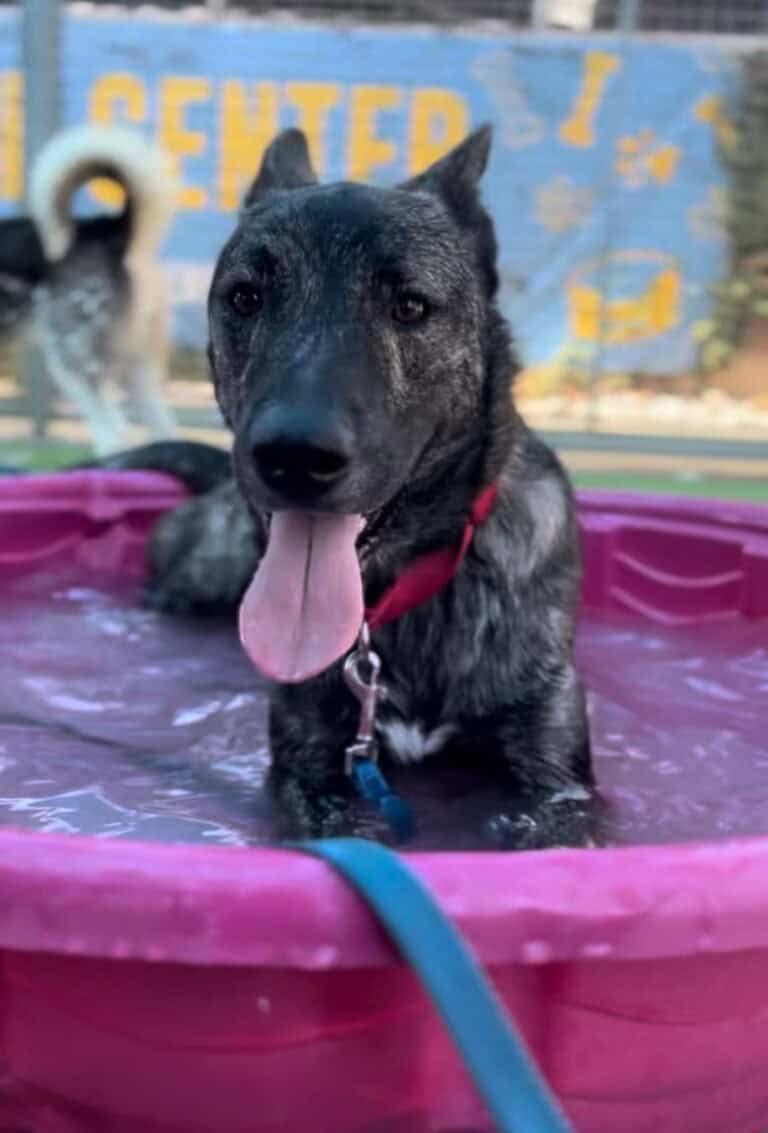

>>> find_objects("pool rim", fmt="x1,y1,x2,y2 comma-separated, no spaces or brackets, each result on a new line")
0,480,766,973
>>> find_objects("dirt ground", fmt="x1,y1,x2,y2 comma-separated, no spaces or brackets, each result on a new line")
518,319,768,442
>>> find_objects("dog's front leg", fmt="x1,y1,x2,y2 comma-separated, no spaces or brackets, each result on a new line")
268,680,392,842
477,665,598,851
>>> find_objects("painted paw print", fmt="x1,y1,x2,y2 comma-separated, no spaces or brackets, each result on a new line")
534,175,594,233
616,129,680,189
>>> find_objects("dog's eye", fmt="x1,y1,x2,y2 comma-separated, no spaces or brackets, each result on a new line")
228,283,262,318
391,293,428,326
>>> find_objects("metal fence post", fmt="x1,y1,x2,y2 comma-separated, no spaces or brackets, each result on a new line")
617,0,640,33
21,0,61,441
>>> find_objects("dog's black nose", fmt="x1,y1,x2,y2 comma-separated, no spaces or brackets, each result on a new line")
253,440,350,495
249,411,353,499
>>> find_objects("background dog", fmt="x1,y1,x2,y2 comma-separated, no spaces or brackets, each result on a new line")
101,125,594,848
0,124,177,455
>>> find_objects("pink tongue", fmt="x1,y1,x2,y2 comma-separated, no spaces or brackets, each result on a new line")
238,512,364,683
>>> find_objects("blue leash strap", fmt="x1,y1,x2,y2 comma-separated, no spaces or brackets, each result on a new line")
349,757,414,842
297,838,574,1133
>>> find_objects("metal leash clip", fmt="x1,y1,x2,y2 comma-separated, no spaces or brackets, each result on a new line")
343,621,385,774
343,622,414,842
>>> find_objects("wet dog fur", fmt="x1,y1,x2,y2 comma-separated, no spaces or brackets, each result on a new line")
111,125,594,848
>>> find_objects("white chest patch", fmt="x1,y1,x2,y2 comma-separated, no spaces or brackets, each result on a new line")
380,720,457,764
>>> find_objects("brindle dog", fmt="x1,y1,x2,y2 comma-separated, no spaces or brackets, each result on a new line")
99,125,594,848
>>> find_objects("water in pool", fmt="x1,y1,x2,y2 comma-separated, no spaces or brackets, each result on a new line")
0,568,766,849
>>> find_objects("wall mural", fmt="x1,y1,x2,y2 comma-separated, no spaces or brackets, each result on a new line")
0,11,763,439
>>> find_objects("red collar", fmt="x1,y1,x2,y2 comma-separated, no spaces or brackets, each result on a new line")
364,483,498,631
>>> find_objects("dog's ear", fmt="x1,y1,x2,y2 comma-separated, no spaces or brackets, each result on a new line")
402,125,498,296
402,124,491,219
243,128,317,209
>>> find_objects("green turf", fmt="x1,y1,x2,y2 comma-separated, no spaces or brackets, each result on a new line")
571,472,768,503
0,440,91,471
1,441,766,505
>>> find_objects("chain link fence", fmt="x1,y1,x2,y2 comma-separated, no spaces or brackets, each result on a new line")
53,0,768,34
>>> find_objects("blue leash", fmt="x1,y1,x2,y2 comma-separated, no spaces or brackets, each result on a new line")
298,838,574,1133
349,757,414,842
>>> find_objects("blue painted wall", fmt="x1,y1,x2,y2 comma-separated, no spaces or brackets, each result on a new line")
0,11,742,373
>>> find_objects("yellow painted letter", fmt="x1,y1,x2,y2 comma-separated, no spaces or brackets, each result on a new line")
0,71,23,201
90,72,146,125
408,88,469,175
559,51,620,148
284,81,340,175
159,77,211,210
88,73,147,206
347,85,401,181
218,81,278,211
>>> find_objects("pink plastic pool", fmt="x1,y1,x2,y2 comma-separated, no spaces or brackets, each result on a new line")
0,471,767,1133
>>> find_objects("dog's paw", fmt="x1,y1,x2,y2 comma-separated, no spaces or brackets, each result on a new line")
482,789,601,851
145,479,261,616
271,771,396,843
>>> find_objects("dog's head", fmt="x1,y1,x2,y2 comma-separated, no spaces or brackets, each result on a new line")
207,126,514,682
209,124,506,514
